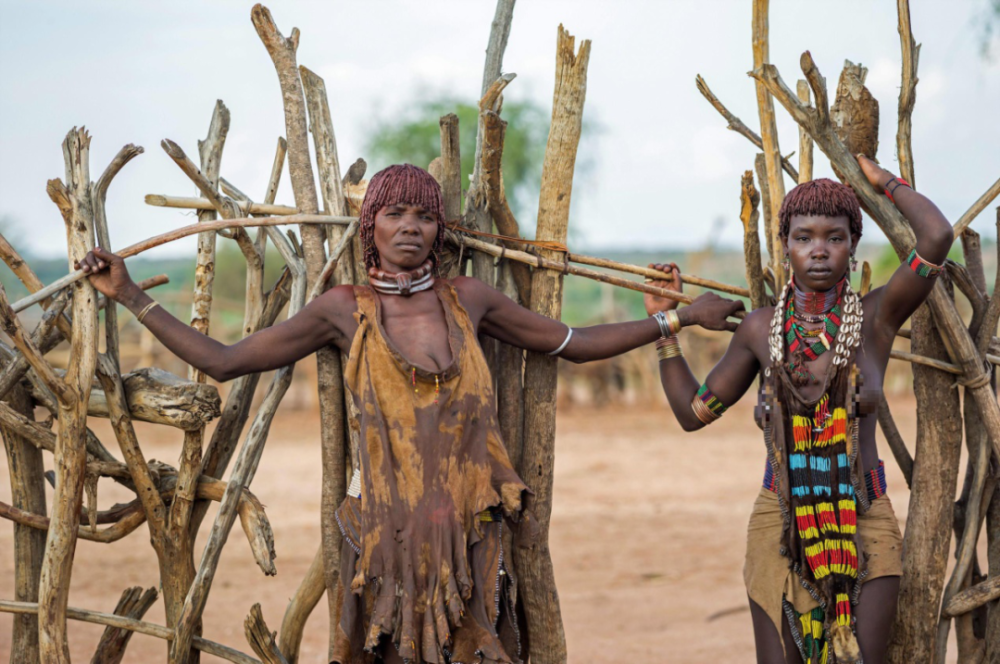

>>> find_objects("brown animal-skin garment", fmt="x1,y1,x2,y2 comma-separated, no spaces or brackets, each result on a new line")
331,281,532,664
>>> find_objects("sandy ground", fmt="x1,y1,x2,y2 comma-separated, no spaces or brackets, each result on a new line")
0,395,987,662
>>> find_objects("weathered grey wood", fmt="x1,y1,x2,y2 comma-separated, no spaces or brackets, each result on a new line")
739,170,769,310
2,382,46,663
91,586,158,664
795,81,813,183
279,544,325,663
896,0,919,187
515,25,589,664
169,205,308,663
0,600,261,664
82,367,222,430
878,396,914,487
954,176,1000,238
244,604,289,664
890,304,964,662
751,0,787,288
92,143,144,372
36,127,101,663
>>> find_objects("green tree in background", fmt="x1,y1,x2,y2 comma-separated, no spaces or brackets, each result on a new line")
365,96,556,236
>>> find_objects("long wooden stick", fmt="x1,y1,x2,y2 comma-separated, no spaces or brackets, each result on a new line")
953,175,1000,238
896,0,919,188
0,601,261,664
10,214,349,314
146,194,298,216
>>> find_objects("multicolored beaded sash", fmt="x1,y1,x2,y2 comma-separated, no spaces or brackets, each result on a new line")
765,459,886,499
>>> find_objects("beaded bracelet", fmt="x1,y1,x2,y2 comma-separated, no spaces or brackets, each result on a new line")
884,176,911,203
691,384,728,425
906,249,943,279
655,335,682,361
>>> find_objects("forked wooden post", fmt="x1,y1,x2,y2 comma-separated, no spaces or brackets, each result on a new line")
515,24,590,664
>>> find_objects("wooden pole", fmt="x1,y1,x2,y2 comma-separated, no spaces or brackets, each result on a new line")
515,25,589,664
36,127,100,663
751,0,788,288
739,170,769,309
796,80,813,183
91,587,159,664
896,0,919,188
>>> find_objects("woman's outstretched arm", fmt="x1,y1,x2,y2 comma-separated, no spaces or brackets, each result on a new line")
856,155,954,334
643,266,764,431
455,270,745,363
77,247,356,382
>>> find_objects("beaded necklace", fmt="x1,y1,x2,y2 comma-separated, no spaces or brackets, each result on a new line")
783,278,846,384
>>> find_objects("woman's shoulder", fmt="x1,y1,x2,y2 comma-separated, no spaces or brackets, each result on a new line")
738,306,777,338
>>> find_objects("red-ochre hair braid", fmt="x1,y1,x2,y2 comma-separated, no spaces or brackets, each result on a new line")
359,164,446,272
778,178,863,241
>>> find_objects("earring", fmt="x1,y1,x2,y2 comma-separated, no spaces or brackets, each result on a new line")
850,254,858,272
782,255,790,271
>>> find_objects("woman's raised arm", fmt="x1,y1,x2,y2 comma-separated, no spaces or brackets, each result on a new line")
78,247,355,382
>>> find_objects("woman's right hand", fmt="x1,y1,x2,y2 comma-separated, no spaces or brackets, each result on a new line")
75,247,137,303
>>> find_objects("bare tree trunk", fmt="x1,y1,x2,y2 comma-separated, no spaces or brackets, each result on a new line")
796,80,813,184
888,305,964,663
987,490,1000,663
514,25,589,664
2,382,46,662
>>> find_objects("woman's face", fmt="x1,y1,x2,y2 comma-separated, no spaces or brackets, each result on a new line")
372,203,439,272
782,214,858,292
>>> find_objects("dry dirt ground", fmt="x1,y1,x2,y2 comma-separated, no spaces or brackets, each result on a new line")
0,395,986,662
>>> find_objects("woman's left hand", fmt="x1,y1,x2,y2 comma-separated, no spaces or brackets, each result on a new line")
643,262,682,315
857,153,892,189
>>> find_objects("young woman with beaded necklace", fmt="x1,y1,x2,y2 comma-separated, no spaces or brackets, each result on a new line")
645,154,953,664
77,163,742,664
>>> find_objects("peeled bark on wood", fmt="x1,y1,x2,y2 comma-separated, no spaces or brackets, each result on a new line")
83,367,222,430
830,60,879,181
754,154,777,277
0,600,260,664
896,0,920,187
37,127,100,663
888,305,964,663
2,382,46,662
439,113,462,222
796,81,813,183
751,0,787,288
739,170,769,310
515,25,589,664
244,604,289,664
90,586,158,664
251,11,347,661
945,575,1000,618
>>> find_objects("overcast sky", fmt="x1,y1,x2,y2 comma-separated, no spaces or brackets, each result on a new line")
1,1,997,259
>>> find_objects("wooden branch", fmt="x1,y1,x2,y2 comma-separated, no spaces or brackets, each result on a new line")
695,74,798,180
570,253,750,298
85,366,222,430
481,110,532,304
751,0,787,288
977,211,1000,357
10,213,348,314
170,223,307,662
0,280,73,402
953,175,1000,238
754,154,777,274
2,380,46,662
39,126,101,663
278,544,325,663
92,143,144,373
516,25,589,664
482,0,516,95
943,575,1000,618
244,604,289,664
793,80,815,184
91,586,158,664
830,61,879,180
961,229,988,295
0,499,147,543
0,600,261,664
896,0,920,187
439,113,463,223
308,220,359,303
739,170,769,309
878,396,914,487
147,194,298,216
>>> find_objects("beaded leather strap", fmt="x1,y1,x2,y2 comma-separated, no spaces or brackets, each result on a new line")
906,249,943,278
691,384,727,425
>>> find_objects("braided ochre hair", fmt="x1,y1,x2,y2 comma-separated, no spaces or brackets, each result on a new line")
359,164,446,272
